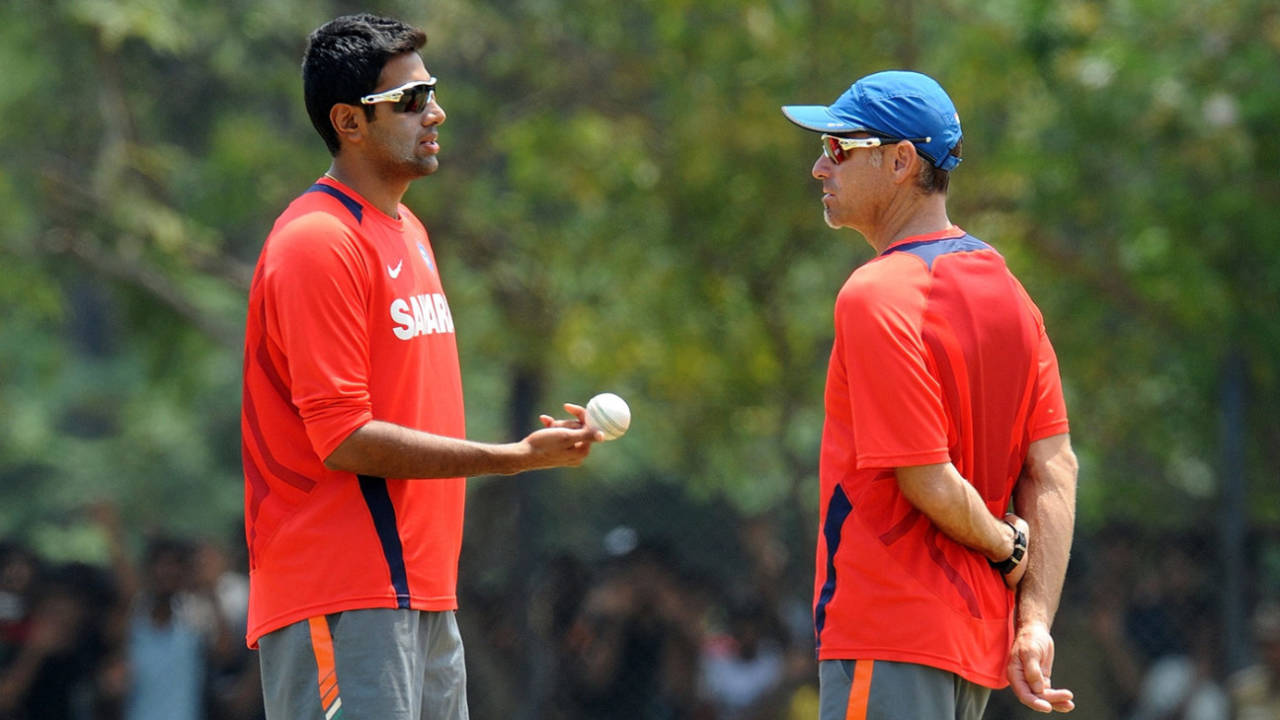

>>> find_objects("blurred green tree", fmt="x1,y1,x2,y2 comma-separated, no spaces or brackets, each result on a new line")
0,0,1276,570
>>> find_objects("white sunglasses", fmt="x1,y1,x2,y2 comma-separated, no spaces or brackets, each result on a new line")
360,79,438,114
820,133,932,164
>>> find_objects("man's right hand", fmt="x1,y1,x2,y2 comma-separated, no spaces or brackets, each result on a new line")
517,424,599,470
520,402,602,470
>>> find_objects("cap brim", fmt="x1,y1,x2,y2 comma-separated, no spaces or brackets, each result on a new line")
781,105,863,133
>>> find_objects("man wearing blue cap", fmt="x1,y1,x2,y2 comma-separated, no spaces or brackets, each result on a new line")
783,70,1079,718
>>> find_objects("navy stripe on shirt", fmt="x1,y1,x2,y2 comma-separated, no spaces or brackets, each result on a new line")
358,475,412,608
813,485,853,651
305,183,364,224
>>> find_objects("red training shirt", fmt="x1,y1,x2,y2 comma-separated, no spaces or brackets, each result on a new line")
241,177,466,648
813,227,1069,687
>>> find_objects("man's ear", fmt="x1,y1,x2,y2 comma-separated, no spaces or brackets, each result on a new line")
891,141,917,183
330,103,366,147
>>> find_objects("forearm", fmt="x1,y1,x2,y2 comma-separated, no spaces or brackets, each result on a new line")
324,420,527,479
1013,433,1077,628
896,462,1014,562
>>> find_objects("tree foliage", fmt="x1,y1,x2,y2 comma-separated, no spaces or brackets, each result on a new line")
2,0,1278,556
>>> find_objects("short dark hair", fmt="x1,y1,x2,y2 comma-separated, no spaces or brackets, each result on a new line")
916,139,962,195
302,14,427,155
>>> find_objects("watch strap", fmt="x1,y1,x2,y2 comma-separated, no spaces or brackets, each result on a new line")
990,520,1027,575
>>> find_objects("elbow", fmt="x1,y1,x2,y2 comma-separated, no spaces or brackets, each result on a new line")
895,466,953,513
323,443,358,473
323,424,370,473
323,445,358,473
1062,446,1079,478
1049,444,1079,486
898,482,944,512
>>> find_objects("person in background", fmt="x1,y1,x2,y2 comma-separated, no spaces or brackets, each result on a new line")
1229,601,1280,720
559,544,704,720
697,597,787,719
0,559,118,720
122,537,206,720
0,542,40,661
192,538,262,720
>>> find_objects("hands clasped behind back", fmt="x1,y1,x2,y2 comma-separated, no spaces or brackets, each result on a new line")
1001,513,1030,590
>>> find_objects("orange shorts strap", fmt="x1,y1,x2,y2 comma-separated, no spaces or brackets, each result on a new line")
844,659,874,720
308,616,345,720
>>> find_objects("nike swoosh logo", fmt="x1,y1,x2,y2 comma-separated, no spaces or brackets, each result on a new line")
387,260,403,278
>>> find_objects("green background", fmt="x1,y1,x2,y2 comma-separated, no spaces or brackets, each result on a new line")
2,1,1278,717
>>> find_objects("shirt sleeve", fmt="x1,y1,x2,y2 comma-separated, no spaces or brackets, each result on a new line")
839,260,950,469
1027,324,1070,441
261,212,375,460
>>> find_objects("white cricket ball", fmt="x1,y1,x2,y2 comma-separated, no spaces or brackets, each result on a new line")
585,392,631,441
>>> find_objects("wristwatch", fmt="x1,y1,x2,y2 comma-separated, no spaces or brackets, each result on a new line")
990,520,1027,575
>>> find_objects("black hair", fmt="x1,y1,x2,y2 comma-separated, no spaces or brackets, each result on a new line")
917,139,962,195
302,14,428,155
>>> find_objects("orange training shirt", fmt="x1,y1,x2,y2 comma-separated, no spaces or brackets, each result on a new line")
241,177,466,648
813,227,1069,687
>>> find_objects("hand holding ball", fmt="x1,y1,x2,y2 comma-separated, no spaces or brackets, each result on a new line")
585,393,631,441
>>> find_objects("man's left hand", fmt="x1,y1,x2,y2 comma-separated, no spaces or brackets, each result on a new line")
1007,621,1075,713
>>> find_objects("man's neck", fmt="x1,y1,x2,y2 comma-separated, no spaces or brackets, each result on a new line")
324,160,410,219
862,193,952,254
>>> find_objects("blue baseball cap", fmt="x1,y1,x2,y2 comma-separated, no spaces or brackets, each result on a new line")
782,70,963,171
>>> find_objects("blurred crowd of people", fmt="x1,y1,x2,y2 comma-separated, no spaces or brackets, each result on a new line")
1063,526,1280,720
0,510,821,720
3,510,1280,720
0,506,261,720
459,515,821,720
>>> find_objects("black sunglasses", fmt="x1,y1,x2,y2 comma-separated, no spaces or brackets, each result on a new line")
360,79,438,114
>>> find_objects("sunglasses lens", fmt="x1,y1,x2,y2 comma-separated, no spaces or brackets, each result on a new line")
396,83,435,113
823,136,845,164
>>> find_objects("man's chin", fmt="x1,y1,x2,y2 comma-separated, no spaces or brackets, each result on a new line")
415,156,441,176
396,152,439,178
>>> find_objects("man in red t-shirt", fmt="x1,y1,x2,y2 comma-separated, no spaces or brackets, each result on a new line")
241,14,601,720
781,71,1079,718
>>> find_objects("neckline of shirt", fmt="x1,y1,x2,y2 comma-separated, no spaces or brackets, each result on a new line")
318,175,406,228
880,225,967,254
